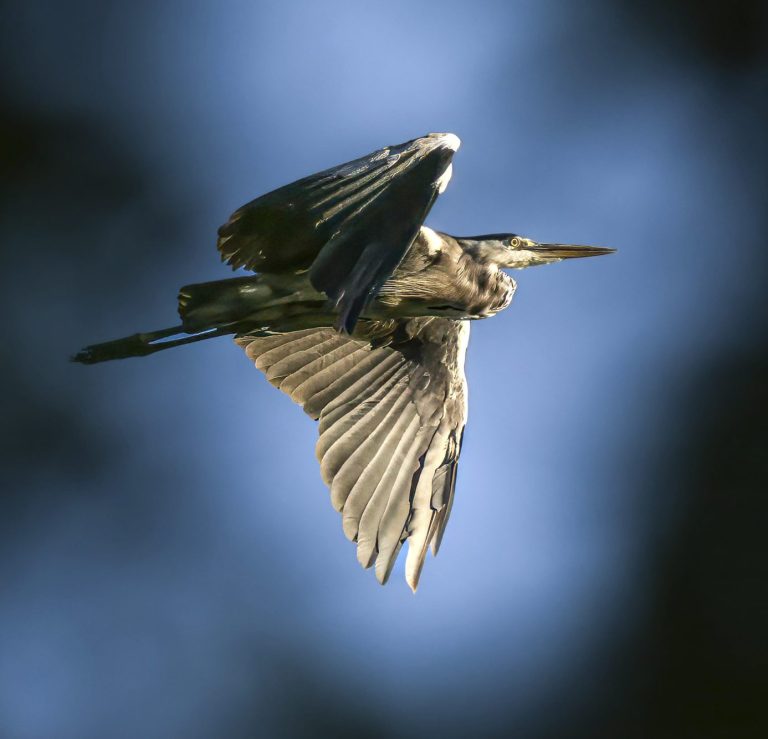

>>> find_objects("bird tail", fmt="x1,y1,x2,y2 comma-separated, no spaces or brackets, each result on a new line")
71,324,232,364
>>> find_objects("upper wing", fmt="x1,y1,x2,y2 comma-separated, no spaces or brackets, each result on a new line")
236,317,469,591
218,133,460,333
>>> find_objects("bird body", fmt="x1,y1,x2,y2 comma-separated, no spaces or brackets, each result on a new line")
74,133,613,590
177,226,517,335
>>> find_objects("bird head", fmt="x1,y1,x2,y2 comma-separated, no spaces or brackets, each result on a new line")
458,234,615,269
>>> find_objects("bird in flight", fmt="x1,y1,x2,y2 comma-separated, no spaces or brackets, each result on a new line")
74,133,614,591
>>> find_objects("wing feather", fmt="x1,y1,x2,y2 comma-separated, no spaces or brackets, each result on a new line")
303,347,398,419
318,355,404,436
404,426,451,590
281,342,363,397
316,363,408,464
237,316,469,590
319,367,410,487
326,379,412,511
219,133,460,332
252,331,331,373
341,405,419,545
432,460,459,556
373,425,434,583
266,335,346,385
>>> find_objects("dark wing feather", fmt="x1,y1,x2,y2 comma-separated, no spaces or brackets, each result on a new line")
236,317,469,591
218,133,459,332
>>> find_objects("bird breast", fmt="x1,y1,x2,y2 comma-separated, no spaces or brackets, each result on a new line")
459,260,516,318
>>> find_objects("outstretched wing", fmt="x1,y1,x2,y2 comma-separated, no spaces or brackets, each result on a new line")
219,133,460,333
236,317,469,591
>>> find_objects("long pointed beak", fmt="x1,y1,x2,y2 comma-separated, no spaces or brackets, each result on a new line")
531,243,616,259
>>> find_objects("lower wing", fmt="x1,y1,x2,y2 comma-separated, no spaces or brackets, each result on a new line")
236,317,469,591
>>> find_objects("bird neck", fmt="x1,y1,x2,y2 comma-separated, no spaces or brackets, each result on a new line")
457,238,508,265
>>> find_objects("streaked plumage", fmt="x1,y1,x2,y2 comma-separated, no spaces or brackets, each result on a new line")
74,133,614,591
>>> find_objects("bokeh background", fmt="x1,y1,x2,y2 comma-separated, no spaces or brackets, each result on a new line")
1,1,766,737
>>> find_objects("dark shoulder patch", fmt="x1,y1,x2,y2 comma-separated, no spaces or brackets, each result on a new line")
475,269,489,291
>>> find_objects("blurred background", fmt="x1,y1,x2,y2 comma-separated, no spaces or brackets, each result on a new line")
1,1,766,737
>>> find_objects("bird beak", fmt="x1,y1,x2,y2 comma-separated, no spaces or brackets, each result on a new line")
529,242,616,259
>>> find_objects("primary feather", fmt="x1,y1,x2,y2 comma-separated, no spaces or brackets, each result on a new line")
218,133,460,332
236,318,469,591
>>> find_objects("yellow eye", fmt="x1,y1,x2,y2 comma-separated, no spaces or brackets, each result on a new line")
510,237,521,248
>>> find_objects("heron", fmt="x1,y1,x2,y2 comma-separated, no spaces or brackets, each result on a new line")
74,132,614,591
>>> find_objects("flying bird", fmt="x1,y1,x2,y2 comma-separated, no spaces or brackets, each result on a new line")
74,133,614,591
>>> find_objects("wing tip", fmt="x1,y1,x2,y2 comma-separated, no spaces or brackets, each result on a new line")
426,132,461,152
406,571,420,594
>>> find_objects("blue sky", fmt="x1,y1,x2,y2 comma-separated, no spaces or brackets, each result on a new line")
1,1,765,736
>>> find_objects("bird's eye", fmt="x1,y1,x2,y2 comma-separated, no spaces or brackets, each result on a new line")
509,237,521,248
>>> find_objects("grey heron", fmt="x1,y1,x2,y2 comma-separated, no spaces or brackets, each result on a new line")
74,133,614,590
